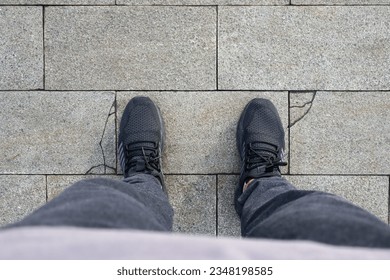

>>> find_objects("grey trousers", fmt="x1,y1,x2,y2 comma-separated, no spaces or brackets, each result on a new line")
9,174,390,248
236,177,390,248
10,175,173,231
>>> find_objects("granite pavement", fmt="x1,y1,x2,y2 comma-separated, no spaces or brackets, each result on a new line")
0,1,389,236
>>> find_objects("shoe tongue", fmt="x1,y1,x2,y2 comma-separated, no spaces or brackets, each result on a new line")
127,142,156,158
128,142,155,149
251,142,277,157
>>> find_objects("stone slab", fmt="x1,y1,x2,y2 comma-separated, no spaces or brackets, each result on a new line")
292,1,390,4
166,175,216,235
118,0,288,5
219,6,390,90
47,175,121,200
0,7,42,90
0,175,46,226
217,175,241,237
286,176,389,223
45,6,216,90
290,91,390,175
117,91,288,174
0,0,114,4
0,91,116,174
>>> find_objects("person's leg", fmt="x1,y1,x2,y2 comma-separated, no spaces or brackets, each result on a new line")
8,175,173,231
235,98,390,248
6,96,173,231
237,177,390,248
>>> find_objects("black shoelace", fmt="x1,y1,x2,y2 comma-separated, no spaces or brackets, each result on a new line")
125,142,161,173
246,142,287,170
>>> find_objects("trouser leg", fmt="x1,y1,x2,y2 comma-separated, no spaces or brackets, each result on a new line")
238,177,390,248
7,174,173,231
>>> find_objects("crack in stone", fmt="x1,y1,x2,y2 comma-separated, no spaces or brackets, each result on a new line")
289,91,317,128
85,100,116,175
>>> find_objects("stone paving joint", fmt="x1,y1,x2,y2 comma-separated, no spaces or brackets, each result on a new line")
85,99,117,175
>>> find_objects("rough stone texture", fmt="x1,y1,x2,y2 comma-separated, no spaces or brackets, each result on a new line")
2,2,389,239
0,176,46,226
0,91,116,175
0,7,42,90
217,175,241,237
117,91,288,174
289,91,317,128
219,6,390,90
47,175,121,200
286,176,389,223
292,0,390,4
118,0,288,5
45,6,216,90
166,175,216,235
290,91,390,175
0,0,114,4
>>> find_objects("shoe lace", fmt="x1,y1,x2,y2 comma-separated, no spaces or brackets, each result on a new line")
125,142,161,174
246,142,287,170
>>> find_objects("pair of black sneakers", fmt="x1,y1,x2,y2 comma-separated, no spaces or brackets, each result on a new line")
118,97,286,212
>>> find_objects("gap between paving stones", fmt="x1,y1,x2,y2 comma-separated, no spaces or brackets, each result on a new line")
1,1,385,6
2,4,389,227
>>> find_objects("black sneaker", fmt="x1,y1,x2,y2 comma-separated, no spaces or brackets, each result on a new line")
236,98,287,198
118,96,165,191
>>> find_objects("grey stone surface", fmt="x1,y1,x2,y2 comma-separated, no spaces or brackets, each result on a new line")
45,6,216,90
217,175,241,237
292,0,390,4
0,0,114,4
166,175,216,235
0,176,46,226
117,91,288,174
0,7,42,90
289,91,317,128
286,176,389,223
47,175,121,200
290,91,390,175
219,6,390,90
118,0,288,5
0,91,116,175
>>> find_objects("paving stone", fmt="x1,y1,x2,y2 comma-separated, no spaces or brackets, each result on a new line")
117,91,288,174
0,91,116,175
219,6,390,90
166,175,216,235
290,91,390,175
0,0,114,4
118,0,288,5
45,6,216,90
292,0,390,4
0,7,42,90
217,175,241,237
47,175,121,200
0,176,46,226
286,176,389,223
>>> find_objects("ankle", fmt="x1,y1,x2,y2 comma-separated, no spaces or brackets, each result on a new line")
243,178,254,192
